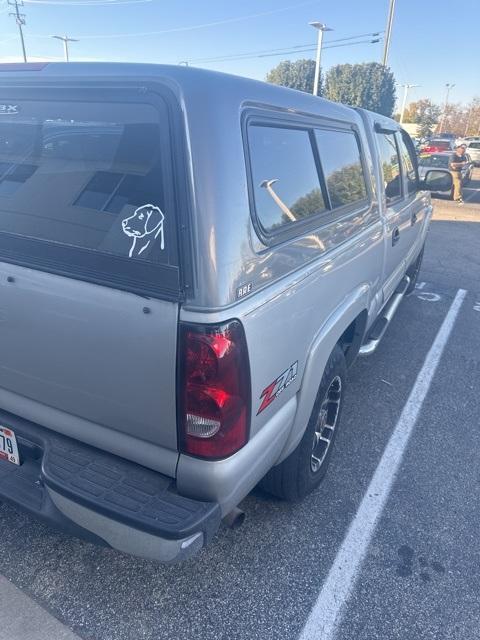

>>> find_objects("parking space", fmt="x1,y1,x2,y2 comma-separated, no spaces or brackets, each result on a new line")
1,176,479,640
335,287,480,640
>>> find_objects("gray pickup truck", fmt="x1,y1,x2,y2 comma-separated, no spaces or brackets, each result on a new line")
0,63,452,562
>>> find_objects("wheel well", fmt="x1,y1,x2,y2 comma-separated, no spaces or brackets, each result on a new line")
338,310,368,367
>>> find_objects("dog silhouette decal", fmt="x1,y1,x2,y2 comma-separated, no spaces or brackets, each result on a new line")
121,204,165,258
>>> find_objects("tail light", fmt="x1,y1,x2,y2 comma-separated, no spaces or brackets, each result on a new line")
178,320,251,459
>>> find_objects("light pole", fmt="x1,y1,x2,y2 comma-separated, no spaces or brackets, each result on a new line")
52,35,79,62
309,22,333,96
399,83,420,124
439,83,455,133
382,0,396,67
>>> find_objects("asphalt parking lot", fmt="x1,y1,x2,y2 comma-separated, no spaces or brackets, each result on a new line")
1,170,480,640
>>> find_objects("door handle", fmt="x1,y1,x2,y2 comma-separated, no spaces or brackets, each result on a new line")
392,227,400,246
411,211,418,225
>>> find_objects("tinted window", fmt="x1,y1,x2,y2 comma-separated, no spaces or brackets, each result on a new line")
248,125,326,233
0,101,172,265
315,129,367,208
469,142,480,149
376,133,402,203
397,132,418,195
418,154,449,168
428,140,451,149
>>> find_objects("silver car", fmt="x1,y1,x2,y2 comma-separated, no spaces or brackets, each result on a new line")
0,63,450,562
464,140,480,166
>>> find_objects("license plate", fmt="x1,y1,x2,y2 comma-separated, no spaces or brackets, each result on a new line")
0,426,20,465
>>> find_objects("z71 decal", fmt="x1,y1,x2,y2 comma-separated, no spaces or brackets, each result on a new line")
257,361,298,415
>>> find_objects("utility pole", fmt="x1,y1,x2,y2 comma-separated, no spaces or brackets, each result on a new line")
399,83,420,124
309,21,333,96
8,0,27,63
382,0,396,67
52,35,79,62
439,83,455,134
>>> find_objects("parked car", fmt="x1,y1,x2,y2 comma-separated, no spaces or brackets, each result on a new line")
0,63,451,562
421,138,455,153
455,135,480,147
463,140,480,166
418,152,472,198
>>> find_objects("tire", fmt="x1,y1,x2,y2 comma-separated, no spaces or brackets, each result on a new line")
405,245,424,294
260,345,346,501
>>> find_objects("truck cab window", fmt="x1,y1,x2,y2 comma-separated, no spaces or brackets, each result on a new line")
376,132,402,204
397,131,419,195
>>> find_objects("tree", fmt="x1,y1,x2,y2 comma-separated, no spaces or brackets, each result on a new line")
324,62,396,117
266,59,318,95
402,99,441,137
463,98,480,137
438,101,480,137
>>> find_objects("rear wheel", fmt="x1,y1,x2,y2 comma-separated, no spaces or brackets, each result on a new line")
260,345,346,501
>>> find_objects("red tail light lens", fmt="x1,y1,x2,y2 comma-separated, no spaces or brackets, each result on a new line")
178,320,251,459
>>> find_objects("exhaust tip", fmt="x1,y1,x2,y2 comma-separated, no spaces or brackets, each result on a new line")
223,507,245,530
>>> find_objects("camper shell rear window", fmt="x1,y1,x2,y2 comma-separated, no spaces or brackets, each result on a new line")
0,86,182,299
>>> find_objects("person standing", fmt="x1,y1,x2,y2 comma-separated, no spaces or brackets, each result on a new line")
449,145,468,204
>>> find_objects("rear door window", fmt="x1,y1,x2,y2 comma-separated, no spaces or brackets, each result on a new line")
0,90,179,297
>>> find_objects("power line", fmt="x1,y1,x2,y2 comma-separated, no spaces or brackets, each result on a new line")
1,0,326,42
185,32,382,64
187,35,383,65
43,0,320,39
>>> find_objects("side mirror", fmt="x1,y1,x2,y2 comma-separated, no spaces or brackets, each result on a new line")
421,169,453,192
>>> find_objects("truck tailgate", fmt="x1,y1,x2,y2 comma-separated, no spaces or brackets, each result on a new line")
0,264,179,457
0,81,184,472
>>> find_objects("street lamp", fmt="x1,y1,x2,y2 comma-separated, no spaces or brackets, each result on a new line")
52,35,78,62
309,21,333,96
399,84,420,124
439,83,455,133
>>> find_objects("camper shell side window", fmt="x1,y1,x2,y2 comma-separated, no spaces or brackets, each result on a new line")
244,112,371,246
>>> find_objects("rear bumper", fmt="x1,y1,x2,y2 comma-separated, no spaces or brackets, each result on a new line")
0,409,221,563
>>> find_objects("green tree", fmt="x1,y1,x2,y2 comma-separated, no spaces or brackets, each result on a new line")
402,99,441,137
266,59,319,95
324,62,396,116
290,188,324,220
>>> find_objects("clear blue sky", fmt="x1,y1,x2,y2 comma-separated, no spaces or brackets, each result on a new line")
0,0,478,108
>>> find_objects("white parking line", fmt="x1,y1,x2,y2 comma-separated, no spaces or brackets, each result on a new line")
298,288,467,640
